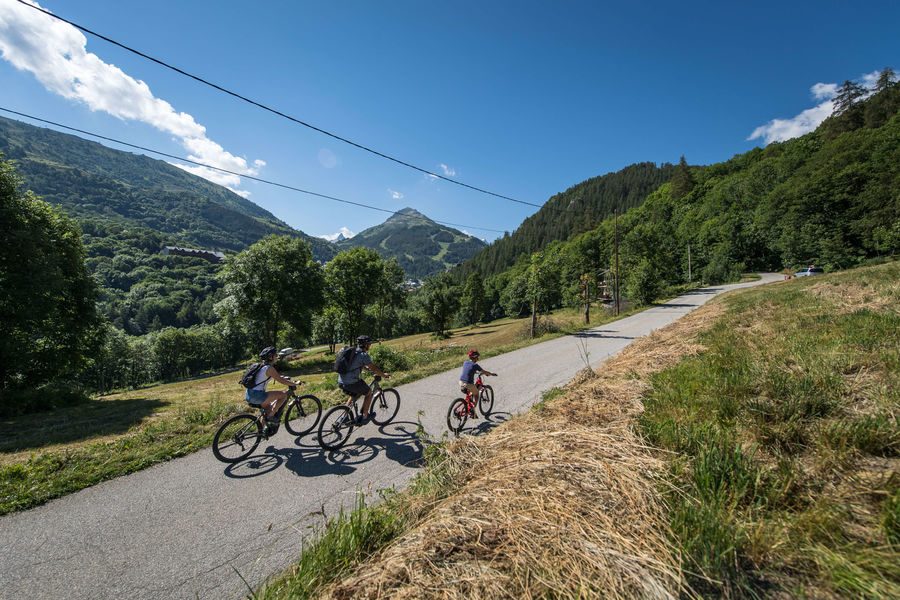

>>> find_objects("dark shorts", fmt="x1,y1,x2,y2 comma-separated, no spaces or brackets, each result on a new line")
339,380,370,398
245,389,268,406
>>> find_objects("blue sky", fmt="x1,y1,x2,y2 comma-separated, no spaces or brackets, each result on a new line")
1,0,898,241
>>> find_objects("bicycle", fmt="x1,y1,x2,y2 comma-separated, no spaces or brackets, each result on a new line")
447,373,496,436
212,385,323,463
317,375,401,451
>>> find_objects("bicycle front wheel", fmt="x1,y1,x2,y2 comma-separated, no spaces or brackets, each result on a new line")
212,414,262,463
447,398,468,436
284,394,322,436
318,405,354,450
479,385,494,416
371,388,400,425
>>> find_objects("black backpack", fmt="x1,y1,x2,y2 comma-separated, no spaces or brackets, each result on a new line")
239,362,268,389
334,346,358,374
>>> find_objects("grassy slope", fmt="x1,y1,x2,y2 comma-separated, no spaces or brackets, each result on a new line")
0,304,633,515
257,262,898,599
641,261,899,597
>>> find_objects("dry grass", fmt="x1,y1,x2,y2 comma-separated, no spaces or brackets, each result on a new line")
809,279,900,315
314,302,728,599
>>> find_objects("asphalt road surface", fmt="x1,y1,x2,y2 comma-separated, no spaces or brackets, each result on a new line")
0,275,779,599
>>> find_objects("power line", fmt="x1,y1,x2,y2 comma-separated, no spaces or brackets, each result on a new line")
16,0,542,210
0,107,507,234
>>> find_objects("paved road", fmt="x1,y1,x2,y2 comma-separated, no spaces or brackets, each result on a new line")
0,275,779,599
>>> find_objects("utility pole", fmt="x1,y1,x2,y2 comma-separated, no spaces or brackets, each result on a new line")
614,208,620,316
687,242,692,283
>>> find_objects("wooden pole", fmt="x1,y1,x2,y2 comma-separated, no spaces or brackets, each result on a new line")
614,208,620,316
687,242,692,283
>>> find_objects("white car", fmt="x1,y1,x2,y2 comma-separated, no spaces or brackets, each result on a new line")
794,267,825,277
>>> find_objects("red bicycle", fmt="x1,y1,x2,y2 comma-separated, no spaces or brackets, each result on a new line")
447,373,496,435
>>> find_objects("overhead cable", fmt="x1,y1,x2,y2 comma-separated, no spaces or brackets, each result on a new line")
16,0,542,209
0,107,507,234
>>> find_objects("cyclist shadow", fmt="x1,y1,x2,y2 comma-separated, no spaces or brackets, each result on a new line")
456,411,511,437
223,420,426,479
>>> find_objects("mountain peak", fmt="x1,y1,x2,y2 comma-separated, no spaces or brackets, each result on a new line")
389,207,428,221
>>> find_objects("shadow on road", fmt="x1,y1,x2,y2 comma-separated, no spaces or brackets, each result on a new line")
223,420,426,479
458,411,511,437
573,330,635,340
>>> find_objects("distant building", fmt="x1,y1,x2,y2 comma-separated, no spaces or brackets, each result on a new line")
161,246,226,263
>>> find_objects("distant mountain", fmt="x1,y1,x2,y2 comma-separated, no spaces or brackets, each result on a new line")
457,162,676,277
0,115,335,260
333,232,348,243
336,207,487,278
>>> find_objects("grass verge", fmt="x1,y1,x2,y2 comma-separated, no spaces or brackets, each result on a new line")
640,261,899,597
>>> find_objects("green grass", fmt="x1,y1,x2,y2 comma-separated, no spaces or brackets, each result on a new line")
0,302,635,516
639,261,900,597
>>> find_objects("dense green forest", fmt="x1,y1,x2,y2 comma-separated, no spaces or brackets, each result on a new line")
456,162,676,278
335,207,486,279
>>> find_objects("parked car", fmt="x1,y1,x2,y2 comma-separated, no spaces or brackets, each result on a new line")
794,266,825,277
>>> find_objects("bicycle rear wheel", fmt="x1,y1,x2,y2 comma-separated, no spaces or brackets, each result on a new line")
284,394,322,436
447,398,468,436
371,388,400,425
479,385,494,416
318,405,354,450
212,414,262,463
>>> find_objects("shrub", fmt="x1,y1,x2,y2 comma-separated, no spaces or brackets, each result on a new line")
368,345,411,372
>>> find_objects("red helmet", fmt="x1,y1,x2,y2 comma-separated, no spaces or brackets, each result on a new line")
467,349,479,359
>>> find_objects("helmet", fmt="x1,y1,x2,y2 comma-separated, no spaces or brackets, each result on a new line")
258,346,276,359
356,335,372,346
467,349,480,359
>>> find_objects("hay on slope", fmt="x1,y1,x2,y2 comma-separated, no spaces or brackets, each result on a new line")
322,302,726,600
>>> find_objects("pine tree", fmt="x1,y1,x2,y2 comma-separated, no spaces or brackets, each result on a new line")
875,67,897,93
670,155,695,200
833,80,867,115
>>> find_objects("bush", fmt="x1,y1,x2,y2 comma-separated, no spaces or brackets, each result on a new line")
0,383,90,418
369,345,411,372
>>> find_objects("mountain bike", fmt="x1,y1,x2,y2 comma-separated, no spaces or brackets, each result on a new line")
447,373,496,436
317,376,401,451
212,385,322,463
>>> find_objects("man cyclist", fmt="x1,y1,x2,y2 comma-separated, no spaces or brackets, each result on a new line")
459,349,496,417
246,346,299,432
338,335,390,425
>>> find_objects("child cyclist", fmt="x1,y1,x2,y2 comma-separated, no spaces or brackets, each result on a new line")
458,349,497,417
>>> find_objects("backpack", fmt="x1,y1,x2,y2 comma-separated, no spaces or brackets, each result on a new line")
334,346,358,375
239,362,268,389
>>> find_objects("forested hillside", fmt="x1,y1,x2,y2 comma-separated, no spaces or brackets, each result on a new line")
0,115,334,257
457,162,675,277
464,77,900,323
336,207,486,278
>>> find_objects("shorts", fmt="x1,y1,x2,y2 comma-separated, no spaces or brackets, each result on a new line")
245,389,268,406
459,381,478,396
339,380,370,398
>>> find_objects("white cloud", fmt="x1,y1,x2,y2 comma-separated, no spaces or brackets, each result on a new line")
0,1,263,195
748,69,891,145
387,188,404,200
425,173,439,182
319,227,354,241
439,163,456,176
811,82,838,100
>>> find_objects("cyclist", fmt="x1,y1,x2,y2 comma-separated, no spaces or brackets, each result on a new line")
338,335,390,425
246,346,299,432
459,349,496,417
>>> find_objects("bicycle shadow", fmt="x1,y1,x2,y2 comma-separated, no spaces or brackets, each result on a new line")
222,420,425,479
455,411,511,437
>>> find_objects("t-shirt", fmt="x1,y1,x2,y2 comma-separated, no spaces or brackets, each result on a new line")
251,365,270,391
459,360,484,384
338,349,373,385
